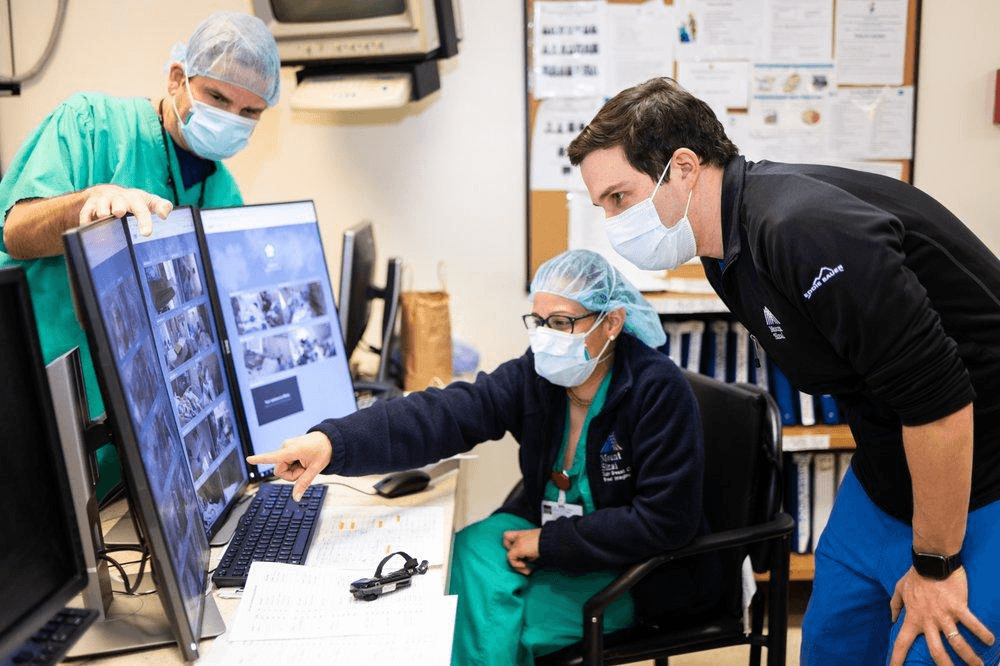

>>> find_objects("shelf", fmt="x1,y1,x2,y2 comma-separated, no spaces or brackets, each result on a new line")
756,553,815,582
783,424,855,452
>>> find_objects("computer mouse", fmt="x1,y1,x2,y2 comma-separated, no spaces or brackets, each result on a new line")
373,469,431,498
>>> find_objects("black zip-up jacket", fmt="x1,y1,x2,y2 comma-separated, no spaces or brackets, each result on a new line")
704,156,1000,523
312,333,708,573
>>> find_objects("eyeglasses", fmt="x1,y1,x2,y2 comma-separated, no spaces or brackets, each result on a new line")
521,311,599,334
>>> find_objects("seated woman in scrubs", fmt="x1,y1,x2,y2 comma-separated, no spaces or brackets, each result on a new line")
249,249,721,665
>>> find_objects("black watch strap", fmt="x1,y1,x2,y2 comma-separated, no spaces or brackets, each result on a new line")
911,548,962,580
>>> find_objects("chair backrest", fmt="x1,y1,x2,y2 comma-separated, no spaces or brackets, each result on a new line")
682,370,783,572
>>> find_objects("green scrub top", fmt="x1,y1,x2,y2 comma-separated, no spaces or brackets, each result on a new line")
544,370,613,512
0,92,243,498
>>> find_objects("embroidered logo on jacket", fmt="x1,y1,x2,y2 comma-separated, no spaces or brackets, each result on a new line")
600,434,631,483
803,265,845,299
763,307,785,340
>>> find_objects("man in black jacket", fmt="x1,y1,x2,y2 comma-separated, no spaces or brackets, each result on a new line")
567,77,1000,666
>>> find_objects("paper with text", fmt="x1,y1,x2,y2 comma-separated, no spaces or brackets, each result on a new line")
226,562,453,642
306,505,445,568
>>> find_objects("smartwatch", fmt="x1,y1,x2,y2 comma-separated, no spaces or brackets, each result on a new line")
911,548,962,580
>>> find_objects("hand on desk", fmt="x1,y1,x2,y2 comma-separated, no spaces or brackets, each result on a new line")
503,528,540,576
247,431,333,502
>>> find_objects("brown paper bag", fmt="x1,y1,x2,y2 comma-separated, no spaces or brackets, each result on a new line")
400,290,452,391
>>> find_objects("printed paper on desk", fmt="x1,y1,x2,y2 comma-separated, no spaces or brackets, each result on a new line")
306,505,445,568
202,625,456,666
227,562,454,642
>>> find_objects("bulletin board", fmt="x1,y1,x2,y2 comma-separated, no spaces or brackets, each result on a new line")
525,0,921,289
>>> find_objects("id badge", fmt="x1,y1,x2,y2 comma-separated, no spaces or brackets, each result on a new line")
541,497,583,525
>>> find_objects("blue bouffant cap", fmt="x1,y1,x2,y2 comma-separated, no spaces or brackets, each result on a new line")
530,249,666,348
168,11,281,107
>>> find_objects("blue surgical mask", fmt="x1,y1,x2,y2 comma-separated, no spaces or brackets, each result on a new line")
171,76,256,161
603,164,697,270
528,314,612,387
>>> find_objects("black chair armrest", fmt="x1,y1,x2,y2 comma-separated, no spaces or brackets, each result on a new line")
579,511,795,663
583,512,793,618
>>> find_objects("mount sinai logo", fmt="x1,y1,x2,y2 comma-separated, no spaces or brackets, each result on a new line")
803,265,844,299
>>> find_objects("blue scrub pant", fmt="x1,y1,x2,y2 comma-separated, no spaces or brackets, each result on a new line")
801,468,1000,665
447,513,634,666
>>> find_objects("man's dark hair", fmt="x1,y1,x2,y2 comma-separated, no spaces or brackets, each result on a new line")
567,77,739,181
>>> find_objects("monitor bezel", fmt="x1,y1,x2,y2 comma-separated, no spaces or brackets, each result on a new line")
63,217,209,662
251,0,442,65
0,267,90,661
339,220,376,361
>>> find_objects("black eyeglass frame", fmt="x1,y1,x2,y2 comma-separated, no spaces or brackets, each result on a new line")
521,311,600,333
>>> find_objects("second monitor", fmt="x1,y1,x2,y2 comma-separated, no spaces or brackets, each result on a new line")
338,220,402,394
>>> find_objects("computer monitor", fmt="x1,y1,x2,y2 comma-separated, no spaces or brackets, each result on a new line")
0,268,90,661
198,201,358,475
252,0,461,66
338,221,402,389
122,208,250,538
63,217,212,662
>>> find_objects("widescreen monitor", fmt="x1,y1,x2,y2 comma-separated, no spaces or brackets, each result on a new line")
124,208,250,538
0,268,90,661
198,201,357,476
63,217,210,662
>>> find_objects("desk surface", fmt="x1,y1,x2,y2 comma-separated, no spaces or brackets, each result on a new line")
69,460,459,665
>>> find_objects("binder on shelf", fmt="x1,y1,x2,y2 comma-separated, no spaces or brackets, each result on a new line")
681,320,705,373
731,322,750,384
770,363,799,426
811,452,837,553
663,321,683,368
787,452,813,554
708,319,729,380
799,392,816,426
836,450,854,490
819,394,841,424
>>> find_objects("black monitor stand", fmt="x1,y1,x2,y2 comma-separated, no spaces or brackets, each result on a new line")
45,349,225,659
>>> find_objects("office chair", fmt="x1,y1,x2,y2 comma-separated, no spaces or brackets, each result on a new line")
536,369,794,666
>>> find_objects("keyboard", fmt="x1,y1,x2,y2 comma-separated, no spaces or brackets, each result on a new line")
2,607,98,666
212,483,327,588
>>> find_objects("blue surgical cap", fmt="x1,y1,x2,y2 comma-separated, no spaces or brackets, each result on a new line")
168,11,281,107
530,249,667,348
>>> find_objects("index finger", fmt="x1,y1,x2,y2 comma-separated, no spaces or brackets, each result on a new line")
246,452,285,466
150,196,173,220
889,625,919,666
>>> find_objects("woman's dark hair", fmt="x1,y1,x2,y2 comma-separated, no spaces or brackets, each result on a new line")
567,77,739,181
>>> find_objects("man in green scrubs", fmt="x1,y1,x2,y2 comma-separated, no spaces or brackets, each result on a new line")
0,11,281,499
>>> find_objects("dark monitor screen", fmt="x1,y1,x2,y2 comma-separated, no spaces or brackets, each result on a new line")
63,217,209,662
0,268,88,661
198,201,356,476
271,0,405,22
123,209,249,538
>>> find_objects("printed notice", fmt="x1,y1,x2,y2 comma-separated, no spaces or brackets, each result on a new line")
532,1,606,98
835,0,907,85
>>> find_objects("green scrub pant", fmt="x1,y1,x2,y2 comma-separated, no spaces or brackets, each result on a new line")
447,513,634,665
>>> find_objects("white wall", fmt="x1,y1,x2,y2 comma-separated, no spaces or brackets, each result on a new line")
2,0,998,527
913,0,1000,253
